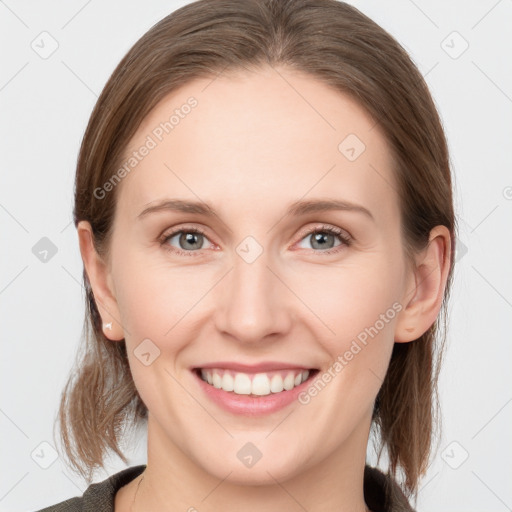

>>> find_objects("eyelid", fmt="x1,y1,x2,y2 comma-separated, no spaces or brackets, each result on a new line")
159,224,216,257
291,223,352,253
294,223,351,242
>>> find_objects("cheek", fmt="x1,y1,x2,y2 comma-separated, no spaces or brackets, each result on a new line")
112,260,201,412
303,258,402,340
112,253,202,337
298,255,402,403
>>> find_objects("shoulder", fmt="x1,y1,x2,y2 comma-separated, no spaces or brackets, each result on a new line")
33,465,146,512
364,465,416,512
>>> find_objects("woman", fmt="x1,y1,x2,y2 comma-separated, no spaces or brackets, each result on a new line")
37,0,455,510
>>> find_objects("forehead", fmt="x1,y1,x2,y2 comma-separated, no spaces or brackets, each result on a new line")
116,65,399,227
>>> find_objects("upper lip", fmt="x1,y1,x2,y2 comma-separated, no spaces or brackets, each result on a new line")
193,361,314,372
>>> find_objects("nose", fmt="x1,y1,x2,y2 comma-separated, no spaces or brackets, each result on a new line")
213,248,293,345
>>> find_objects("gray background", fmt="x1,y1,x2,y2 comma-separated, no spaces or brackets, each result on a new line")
1,0,511,510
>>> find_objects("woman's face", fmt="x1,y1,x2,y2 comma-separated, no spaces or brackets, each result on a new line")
97,65,419,483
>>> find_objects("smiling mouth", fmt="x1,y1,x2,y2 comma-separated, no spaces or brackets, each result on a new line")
194,367,319,396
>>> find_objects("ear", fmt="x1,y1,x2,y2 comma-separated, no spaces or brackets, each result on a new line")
394,225,452,343
77,220,125,341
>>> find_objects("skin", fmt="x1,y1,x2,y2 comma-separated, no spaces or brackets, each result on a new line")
78,64,451,512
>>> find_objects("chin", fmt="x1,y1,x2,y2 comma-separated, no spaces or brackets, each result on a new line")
193,440,310,487
205,460,304,487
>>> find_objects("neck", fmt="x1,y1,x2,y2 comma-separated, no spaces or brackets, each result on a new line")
131,413,372,512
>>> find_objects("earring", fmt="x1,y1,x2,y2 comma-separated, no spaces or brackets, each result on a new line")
103,322,112,331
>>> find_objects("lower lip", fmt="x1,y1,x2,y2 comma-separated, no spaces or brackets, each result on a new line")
192,369,318,416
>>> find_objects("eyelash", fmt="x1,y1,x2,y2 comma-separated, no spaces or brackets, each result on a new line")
159,224,352,257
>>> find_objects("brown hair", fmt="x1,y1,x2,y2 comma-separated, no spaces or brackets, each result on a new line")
56,0,457,499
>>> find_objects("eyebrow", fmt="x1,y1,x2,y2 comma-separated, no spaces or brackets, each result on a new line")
137,198,374,222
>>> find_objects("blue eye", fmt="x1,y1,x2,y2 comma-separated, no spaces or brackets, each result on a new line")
296,225,352,253
161,227,214,256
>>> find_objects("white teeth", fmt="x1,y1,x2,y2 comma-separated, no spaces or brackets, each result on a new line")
221,372,234,391
199,368,311,396
251,373,271,396
212,372,222,389
283,372,295,390
233,373,252,395
270,374,284,393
